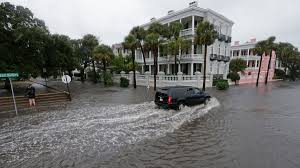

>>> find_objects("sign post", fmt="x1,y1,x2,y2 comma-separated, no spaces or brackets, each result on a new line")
62,75,72,100
0,73,19,116
9,78,18,116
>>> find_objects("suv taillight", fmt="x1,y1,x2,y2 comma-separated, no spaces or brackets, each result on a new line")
168,96,172,105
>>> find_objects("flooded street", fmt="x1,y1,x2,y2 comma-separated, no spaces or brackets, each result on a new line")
1,82,300,168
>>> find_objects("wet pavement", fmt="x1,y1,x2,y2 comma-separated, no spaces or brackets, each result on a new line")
1,81,300,168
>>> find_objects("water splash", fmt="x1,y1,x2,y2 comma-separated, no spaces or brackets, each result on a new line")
0,98,220,166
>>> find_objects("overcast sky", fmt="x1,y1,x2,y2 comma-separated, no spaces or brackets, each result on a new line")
2,0,300,48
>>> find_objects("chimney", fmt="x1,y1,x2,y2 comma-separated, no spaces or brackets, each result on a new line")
150,17,156,22
168,10,174,15
234,41,240,46
189,1,198,7
250,38,256,43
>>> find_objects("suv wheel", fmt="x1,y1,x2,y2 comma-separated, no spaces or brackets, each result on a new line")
177,102,185,110
204,98,210,105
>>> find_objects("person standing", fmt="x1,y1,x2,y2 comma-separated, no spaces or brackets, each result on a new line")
25,84,36,107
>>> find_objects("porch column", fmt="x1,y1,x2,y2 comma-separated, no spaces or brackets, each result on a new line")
178,64,181,72
142,65,144,74
158,64,160,72
191,63,194,76
149,65,151,74
192,15,195,34
167,64,170,74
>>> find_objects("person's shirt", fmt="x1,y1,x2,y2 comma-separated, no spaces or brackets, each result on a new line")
26,87,36,98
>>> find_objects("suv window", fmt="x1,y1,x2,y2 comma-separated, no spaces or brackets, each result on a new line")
193,88,202,94
185,88,194,96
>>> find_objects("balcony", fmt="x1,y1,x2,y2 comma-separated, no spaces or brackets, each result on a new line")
225,36,232,43
180,28,194,37
210,54,230,62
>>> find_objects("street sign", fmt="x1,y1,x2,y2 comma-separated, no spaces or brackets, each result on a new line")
62,75,71,84
0,73,19,78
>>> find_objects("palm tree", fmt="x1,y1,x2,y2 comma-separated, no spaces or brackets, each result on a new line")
253,36,276,86
194,21,218,91
129,27,147,72
166,21,182,74
123,34,139,88
144,23,167,91
93,44,114,85
167,37,192,74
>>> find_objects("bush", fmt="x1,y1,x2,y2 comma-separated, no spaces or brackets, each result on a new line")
120,77,129,87
227,72,240,84
103,72,113,86
216,80,229,90
275,69,286,79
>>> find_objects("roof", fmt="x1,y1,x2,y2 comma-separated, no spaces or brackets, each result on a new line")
140,6,234,28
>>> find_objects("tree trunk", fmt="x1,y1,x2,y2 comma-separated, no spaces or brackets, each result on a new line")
175,55,177,74
265,50,273,84
256,53,263,86
68,69,73,79
103,59,107,85
202,45,207,91
132,49,137,88
139,42,147,73
80,62,88,82
153,49,158,91
92,60,97,83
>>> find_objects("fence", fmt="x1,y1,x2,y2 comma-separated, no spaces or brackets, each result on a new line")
113,71,213,89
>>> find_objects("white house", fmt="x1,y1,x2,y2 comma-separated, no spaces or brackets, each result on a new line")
135,1,234,79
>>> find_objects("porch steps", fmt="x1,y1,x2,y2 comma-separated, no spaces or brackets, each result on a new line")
0,92,70,116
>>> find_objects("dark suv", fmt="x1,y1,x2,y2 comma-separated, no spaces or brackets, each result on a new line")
155,86,211,110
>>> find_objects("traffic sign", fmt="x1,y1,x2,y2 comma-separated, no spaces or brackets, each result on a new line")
0,73,19,78
62,75,71,84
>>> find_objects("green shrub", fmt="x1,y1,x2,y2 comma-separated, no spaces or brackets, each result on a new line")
216,80,229,90
227,72,240,84
103,72,113,86
120,77,129,87
275,69,286,79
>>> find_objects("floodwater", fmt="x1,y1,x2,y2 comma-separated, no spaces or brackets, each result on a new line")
1,81,300,168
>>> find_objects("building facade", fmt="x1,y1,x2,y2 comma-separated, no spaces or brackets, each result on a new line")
231,38,282,84
112,43,130,56
135,1,234,78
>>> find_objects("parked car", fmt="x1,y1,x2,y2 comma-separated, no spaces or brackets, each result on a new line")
155,86,211,110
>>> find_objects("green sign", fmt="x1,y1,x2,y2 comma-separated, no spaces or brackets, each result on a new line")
0,73,19,78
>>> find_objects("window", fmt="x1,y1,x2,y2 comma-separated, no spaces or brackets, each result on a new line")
218,45,221,55
241,49,248,56
233,50,239,56
193,88,202,94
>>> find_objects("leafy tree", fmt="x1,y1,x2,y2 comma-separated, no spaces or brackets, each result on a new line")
123,34,139,88
229,58,247,73
80,34,99,83
227,72,240,85
111,54,130,73
276,42,300,81
93,44,114,85
228,58,247,85
0,2,49,88
194,21,218,91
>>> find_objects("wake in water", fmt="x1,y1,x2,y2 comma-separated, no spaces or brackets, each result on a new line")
0,97,220,166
